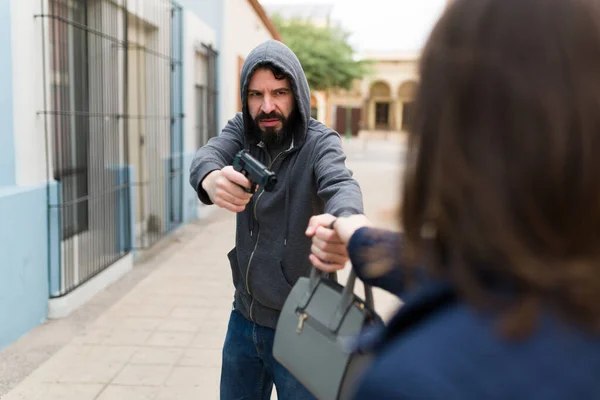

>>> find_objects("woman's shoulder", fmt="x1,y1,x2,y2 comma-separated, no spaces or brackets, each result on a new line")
354,291,600,399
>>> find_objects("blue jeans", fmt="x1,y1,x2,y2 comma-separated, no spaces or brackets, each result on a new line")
220,308,316,400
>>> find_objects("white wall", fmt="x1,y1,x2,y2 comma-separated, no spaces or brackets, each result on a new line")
11,0,49,186
219,0,275,130
183,10,216,154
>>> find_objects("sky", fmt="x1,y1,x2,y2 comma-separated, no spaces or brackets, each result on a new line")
259,0,447,53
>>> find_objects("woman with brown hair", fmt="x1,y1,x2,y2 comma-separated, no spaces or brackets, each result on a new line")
306,0,600,397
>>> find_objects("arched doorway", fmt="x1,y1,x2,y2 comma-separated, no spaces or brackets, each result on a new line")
397,81,418,132
368,81,393,130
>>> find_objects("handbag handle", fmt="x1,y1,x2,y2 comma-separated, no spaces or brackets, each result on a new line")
308,268,374,308
328,269,374,332
299,268,375,333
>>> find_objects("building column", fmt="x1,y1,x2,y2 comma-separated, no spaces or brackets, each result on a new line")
388,98,395,131
315,91,327,124
360,97,369,130
367,99,375,130
397,101,404,132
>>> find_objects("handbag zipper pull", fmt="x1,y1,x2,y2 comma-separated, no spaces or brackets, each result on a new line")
297,312,308,333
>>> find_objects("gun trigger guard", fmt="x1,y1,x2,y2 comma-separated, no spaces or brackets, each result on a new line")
240,182,255,194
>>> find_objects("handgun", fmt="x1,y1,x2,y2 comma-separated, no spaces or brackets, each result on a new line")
232,150,278,193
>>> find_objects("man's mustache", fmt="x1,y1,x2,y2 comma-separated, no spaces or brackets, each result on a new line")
256,111,284,121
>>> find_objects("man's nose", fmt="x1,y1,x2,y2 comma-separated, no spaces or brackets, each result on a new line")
261,96,276,114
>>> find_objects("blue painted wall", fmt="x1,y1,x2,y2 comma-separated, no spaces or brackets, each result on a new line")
0,0,51,350
0,0,15,186
0,184,52,350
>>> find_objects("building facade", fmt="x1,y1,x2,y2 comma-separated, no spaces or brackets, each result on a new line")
178,0,282,131
328,51,420,137
0,0,222,350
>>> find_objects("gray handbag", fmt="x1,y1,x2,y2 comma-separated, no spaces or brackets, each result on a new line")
273,268,384,400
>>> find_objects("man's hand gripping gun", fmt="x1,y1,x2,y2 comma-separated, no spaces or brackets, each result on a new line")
232,150,277,193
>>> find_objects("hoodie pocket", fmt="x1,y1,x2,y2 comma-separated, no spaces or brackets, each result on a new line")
247,252,294,311
227,248,244,293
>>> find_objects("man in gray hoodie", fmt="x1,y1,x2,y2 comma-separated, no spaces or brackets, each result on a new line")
189,39,363,399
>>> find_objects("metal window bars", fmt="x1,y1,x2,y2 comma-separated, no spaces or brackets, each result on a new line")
38,0,184,297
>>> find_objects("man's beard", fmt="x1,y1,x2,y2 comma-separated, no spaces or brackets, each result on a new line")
252,109,300,147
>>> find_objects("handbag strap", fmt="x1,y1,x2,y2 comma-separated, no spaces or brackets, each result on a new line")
298,267,376,334
328,269,374,333
296,268,325,311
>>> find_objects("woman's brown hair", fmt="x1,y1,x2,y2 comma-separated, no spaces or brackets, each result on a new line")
402,0,600,336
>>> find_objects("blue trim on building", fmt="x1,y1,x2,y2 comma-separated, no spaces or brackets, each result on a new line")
170,3,185,230
0,0,15,187
108,166,135,256
0,183,52,350
48,181,61,297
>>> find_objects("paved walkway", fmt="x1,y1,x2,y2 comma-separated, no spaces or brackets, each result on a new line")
0,138,404,400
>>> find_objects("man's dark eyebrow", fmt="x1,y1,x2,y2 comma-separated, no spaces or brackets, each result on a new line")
248,87,290,94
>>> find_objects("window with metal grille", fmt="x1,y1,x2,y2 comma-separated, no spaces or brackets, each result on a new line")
42,0,133,296
205,44,219,140
40,0,184,295
195,84,207,145
49,0,90,239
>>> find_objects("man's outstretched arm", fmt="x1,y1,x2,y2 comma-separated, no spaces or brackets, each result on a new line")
313,130,364,217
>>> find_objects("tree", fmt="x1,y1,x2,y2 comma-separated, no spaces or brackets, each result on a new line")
272,15,371,92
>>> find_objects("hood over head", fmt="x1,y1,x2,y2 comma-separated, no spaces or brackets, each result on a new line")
239,40,311,147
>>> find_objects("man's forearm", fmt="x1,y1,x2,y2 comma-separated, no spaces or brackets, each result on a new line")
201,169,219,193
194,169,220,205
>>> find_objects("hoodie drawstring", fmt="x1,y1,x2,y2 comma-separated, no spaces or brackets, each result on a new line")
243,142,255,237
283,152,299,246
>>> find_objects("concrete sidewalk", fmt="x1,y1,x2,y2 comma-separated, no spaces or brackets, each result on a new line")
0,139,404,400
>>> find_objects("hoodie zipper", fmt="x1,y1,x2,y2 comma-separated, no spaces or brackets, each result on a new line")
245,150,286,321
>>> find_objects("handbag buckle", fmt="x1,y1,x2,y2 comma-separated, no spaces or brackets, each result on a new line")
296,312,308,333
354,301,365,310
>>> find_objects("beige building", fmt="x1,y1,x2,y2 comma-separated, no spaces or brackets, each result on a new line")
263,4,422,135
328,51,420,137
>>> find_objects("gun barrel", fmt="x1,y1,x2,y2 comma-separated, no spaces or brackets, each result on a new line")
261,171,277,192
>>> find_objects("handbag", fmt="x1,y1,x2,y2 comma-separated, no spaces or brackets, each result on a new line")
273,267,384,400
